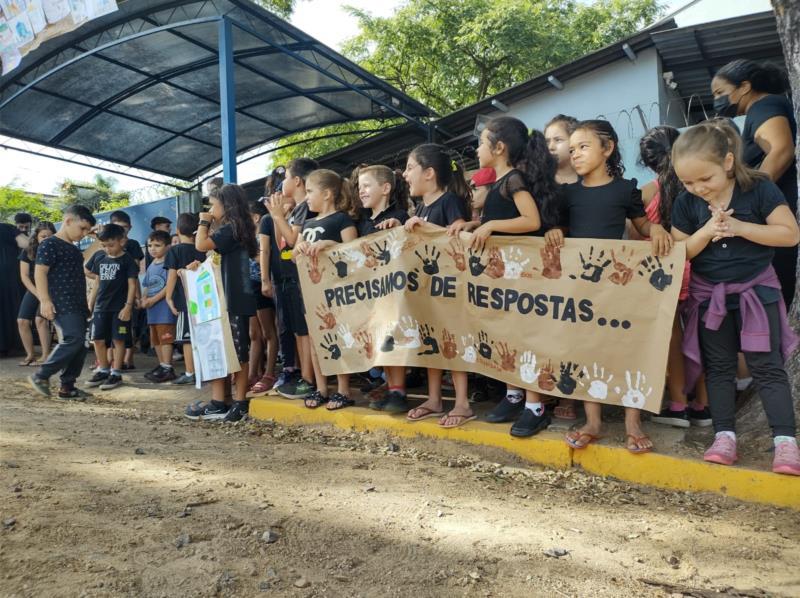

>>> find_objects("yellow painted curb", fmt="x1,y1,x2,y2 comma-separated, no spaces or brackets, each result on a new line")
250,396,800,510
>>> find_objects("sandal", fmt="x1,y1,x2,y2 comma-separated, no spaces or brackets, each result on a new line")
565,430,601,449
247,375,276,398
326,392,355,410
407,403,445,422
626,434,653,454
304,390,328,409
18,356,36,366
439,410,476,429
554,400,577,420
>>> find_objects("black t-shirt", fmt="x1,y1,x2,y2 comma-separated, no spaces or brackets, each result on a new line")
211,224,257,316
356,205,409,237
90,252,138,312
743,94,797,212
414,191,467,227
164,243,206,312
672,180,787,286
124,238,145,263
36,236,87,315
258,214,294,282
561,178,645,239
301,212,356,243
18,248,34,283
288,201,316,229
480,169,538,236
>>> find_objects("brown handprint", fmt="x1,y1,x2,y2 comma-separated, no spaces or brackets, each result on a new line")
540,244,562,280
496,341,517,373
441,328,457,359
307,253,325,284
355,330,374,359
444,237,467,272
609,245,635,286
537,359,556,391
485,247,505,279
359,241,379,268
315,304,336,330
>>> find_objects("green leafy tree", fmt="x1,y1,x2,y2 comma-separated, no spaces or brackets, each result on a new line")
253,0,300,17
0,186,61,223
59,174,130,213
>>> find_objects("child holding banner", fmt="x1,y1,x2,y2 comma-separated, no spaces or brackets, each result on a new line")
293,170,358,410
449,117,563,437
400,144,474,427
547,119,673,454
671,120,800,475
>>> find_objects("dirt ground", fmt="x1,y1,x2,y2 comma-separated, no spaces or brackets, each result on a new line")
1,356,799,598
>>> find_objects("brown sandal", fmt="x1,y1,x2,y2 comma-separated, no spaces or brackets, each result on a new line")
439,411,476,428
626,434,653,454
407,403,445,422
565,431,601,449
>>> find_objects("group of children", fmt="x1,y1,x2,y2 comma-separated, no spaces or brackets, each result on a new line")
19,110,800,475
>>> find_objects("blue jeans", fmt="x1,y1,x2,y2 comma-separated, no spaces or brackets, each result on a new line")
36,312,88,388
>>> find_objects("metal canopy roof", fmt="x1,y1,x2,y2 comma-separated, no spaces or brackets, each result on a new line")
0,0,433,181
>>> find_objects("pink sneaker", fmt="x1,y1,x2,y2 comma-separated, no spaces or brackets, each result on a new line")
704,435,737,466
772,441,800,476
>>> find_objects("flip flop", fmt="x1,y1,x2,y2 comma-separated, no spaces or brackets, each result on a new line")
17,357,36,366
565,431,601,449
439,412,477,429
554,403,578,420
626,434,653,454
406,404,445,422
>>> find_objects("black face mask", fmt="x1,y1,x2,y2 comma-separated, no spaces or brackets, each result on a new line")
714,95,738,118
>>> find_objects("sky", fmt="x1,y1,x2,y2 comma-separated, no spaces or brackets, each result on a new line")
0,0,769,198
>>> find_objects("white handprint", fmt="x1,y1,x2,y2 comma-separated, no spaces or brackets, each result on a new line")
342,249,366,268
618,370,652,409
519,351,539,384
386,230,404,259
580,362,613,400
398,315,421,349
461,334,477,364
337,323,355,349
501,246,530,280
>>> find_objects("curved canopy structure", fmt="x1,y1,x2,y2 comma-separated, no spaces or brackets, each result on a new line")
0,0,433,182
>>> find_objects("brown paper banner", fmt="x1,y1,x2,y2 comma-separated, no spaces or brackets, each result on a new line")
297,224,685,413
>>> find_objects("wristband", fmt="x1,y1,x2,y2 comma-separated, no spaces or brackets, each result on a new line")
198,220,211,227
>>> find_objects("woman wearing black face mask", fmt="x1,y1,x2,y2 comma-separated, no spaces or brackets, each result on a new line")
711,59,797,305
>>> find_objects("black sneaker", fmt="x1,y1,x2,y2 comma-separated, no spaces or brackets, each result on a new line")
58,386,90,401
223,401,249,422
122,363,136,371
144,366,164,382
85,370,110,388
99,373,122,390
651,407,690,429
28,374,51,397
689,407,713,427
184,400,229,421
510,409,551,437
369,390,409,413
151,367,177,383
485,396,525,423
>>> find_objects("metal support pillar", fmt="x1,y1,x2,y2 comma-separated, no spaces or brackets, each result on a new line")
218,17,237,183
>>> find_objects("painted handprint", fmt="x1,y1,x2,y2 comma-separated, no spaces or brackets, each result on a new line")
575,246,611,283
370,239,392,266
580,362,613,400
386,229,405,259
468,247,487,276
495,341,517,373
477,330,493,360
441,328,457,359
342,248,367,269
379,321,397,353
337,323,356,349
444,236,467,272
359,241,379,268
537,360,556,391
617,370,653,409
315,304,336,330
355,330,374,359
417,324,439,356
306,253,325,284
485,247,505,279
460,334,477,364
519,351,538,384
556,361,582,395
320,333,341,360
415,244,441,275
609,246,635,286
328,251,348,278
397,316,421,349
540,244,562,279
501,247,529,280
638,256,673,291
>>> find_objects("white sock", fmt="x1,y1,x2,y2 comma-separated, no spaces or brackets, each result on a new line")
774,435,797,447
185,371,194,376
524,402,544,416
716,431,736,441
506,390,524,404
160,363,173,369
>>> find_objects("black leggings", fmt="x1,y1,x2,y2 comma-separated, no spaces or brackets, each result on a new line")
699,302,796,437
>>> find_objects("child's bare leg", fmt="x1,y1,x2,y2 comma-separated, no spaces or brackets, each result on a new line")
625,408,653,451
94,340,109,370
233,366,248,402
210,378,226,403
124,347,134,367
567,401,602,448
694,374,708,407
667,314,688,405
296,334,314,383
182,343,195,374
450,370,471,414
159,344,173,367
35,316,51,359
248,315,263,380
112,340,125,371
336,373,350,396
17,319,34,361
257,308,278,379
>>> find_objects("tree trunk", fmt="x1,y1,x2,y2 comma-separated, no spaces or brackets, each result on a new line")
737,1,800,441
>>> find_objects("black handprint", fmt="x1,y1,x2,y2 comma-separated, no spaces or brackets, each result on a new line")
468,247,487,276
415,244,441,275
417,324,439,356
321,333,341,360
380,334,395,353
328,251,348,279
556,361,581,395
576,246,612,283
478,330,493,360
371,240,391,266
638,255,673,291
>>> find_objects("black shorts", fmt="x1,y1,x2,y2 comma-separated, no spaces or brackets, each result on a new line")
276,279,308,336
18,291,40,321
229,314,251,364
91,311,133,344
175,309,192,345
253,281,276,311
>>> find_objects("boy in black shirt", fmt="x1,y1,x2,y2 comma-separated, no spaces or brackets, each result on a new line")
28,205,96,399
109,210,144,369
165,213,206,385
85,224,138,390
